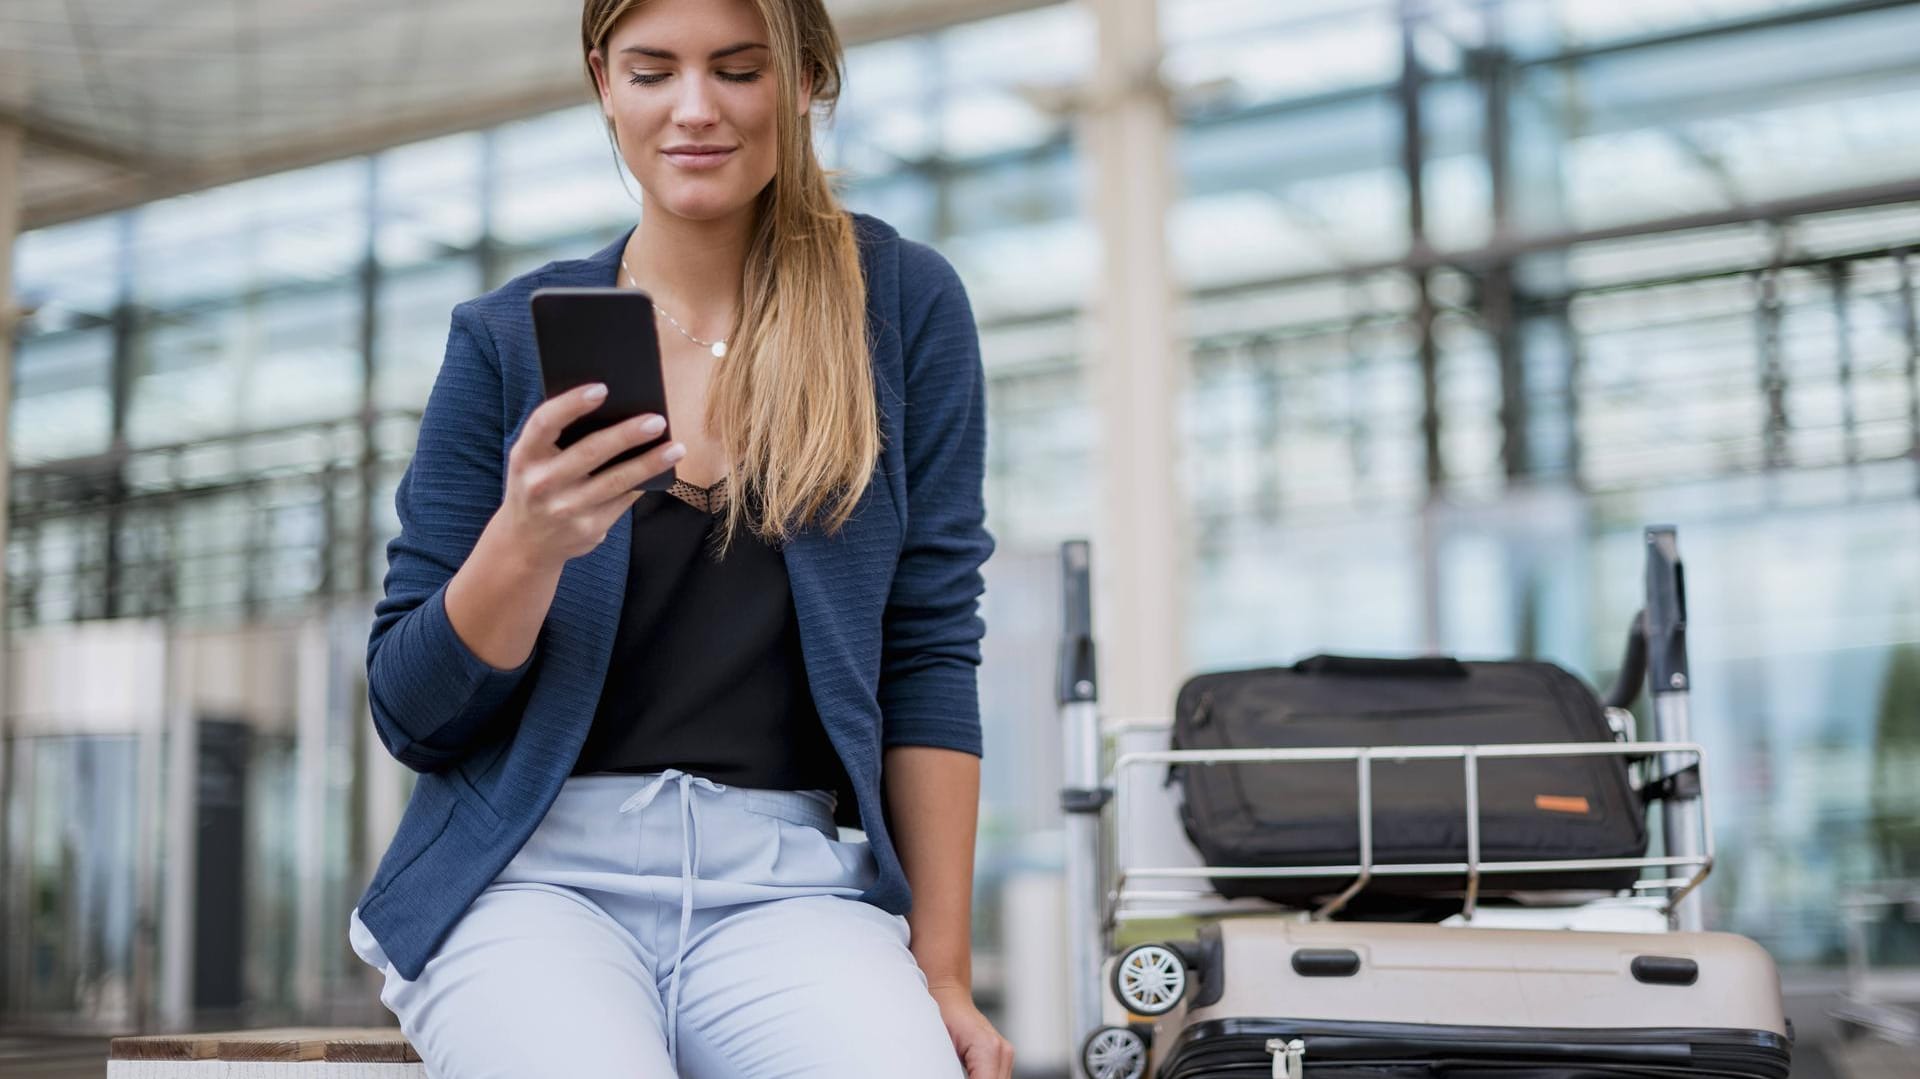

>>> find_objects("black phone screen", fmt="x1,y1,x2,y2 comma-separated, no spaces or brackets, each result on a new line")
529,286,674,490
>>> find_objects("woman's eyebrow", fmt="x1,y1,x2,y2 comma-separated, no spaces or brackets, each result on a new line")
619,42,769,61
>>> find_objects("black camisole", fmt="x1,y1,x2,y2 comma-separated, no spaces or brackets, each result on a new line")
570,475,850,796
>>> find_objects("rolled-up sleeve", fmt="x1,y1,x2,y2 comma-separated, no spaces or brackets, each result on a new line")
878,246,997,757
366,301,535,773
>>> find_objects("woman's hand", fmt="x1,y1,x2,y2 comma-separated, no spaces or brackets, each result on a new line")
495,383,686,571
929,984,1013,1079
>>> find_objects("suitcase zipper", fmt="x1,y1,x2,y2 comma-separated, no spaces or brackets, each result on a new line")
1164,1021,1791,1079
1264,1037,1305,1078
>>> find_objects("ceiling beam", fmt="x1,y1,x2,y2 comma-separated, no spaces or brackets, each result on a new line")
831,0,1048,42
22,82,589,230
16,0,1052,231
0,103,154,173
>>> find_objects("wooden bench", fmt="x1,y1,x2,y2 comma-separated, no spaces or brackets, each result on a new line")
108,1028,425,1077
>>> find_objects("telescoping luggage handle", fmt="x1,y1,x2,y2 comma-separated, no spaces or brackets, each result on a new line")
1057,540,1099,707
1644,525,1706,933
1056,540,1108,1059
1058,540,1105,815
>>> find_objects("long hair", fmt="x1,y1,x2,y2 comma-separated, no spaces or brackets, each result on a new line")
581,0,877,555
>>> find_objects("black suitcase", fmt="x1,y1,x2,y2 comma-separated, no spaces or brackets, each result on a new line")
1170,654,1648,908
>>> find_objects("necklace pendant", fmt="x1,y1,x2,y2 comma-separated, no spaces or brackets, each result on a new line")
711,341,728,359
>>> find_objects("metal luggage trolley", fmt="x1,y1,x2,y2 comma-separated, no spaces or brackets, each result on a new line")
1056,528,1722,1079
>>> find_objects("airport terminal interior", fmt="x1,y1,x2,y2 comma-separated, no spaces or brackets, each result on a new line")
1,0,1918,1075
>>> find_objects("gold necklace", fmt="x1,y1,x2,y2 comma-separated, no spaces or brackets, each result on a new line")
620,257,729,359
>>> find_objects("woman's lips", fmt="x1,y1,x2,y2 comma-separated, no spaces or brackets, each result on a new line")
662,147,736,170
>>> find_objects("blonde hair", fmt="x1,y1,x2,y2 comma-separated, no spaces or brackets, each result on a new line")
581,0,877,555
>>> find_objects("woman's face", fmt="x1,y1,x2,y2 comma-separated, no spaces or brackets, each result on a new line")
590,0,807,225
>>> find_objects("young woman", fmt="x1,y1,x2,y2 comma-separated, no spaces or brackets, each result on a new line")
342,0,1009,1075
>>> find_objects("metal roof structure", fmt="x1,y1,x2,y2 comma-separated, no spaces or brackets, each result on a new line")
0,0,1039,231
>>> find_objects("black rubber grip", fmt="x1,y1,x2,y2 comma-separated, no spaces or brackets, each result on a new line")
1293,655,1468,679
1630,955,1699,986
1059,788,1111,814
1291,948,1362,977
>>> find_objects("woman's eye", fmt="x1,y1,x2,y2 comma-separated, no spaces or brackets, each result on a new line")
626,70,762,87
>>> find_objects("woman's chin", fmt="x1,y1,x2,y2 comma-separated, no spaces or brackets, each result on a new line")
648,183,759,224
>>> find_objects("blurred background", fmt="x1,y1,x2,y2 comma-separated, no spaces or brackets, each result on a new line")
1,0,1917,1075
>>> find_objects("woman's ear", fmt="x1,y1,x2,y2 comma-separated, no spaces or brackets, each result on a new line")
588,48,613,117
797,67,814,117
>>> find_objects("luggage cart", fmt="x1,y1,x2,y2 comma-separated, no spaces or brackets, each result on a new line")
1056,527,1793,1079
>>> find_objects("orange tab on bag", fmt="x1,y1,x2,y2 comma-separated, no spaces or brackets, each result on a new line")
1535,794,1591,814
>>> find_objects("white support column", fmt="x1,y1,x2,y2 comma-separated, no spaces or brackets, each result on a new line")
1079,0,1185,728
159,654,198,1030
0,104,22,1032
132,664,165,1031
293,618,331,1016
0,117,17,630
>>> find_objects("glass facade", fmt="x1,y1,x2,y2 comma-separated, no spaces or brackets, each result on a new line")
5,0,1919,1041
10,735,140,1025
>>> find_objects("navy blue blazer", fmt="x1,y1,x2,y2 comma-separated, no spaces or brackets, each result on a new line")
354,212,994,981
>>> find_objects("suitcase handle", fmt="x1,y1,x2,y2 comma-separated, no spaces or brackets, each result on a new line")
1293,654,1469,679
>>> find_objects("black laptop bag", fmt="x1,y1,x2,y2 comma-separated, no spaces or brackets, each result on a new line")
1169,654,1648,908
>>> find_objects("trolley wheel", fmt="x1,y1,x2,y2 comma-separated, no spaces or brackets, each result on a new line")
1080,1025,1148,1079
1112,942,1188,1016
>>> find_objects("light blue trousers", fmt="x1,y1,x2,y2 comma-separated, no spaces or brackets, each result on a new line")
348,768,964,1078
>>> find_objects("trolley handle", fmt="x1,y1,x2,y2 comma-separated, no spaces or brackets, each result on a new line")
1057,540,1097,705
1644,526,1690,694
1603,610,1648,710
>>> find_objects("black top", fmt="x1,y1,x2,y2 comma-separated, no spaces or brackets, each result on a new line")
571,475,851,796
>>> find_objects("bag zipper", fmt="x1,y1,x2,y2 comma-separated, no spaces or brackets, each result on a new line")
1265,1037,1305,1078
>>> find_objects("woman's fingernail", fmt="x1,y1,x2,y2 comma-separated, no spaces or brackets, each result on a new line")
639,414,666,435
583,383,608,401
663,443,687,462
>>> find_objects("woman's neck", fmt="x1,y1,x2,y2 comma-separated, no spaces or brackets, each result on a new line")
625,201,754,335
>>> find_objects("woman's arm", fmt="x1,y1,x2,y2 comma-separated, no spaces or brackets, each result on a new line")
441,386,676,670
367,303,536,772
883,744,979,989
877,240,995,948
440,513,565,672
886,744,1012,1078
876,242,996,754
368,302,679,772
878,243,1011,1077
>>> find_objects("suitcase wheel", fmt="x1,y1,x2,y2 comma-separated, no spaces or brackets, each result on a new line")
1112,942,1188,1016
1080,1025,1148,1079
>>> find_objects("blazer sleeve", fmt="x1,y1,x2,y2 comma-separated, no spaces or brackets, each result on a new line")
365,301,536,773
877,244,997,757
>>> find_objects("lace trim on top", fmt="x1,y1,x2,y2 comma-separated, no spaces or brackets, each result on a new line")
652,474,784,557
664,475,727,514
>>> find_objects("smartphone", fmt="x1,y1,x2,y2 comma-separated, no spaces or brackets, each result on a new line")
529,286,674,491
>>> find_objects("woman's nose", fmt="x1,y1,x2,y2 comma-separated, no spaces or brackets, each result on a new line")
671,77,719,129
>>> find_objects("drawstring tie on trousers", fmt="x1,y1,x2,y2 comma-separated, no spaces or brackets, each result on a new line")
618,768,724,1070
